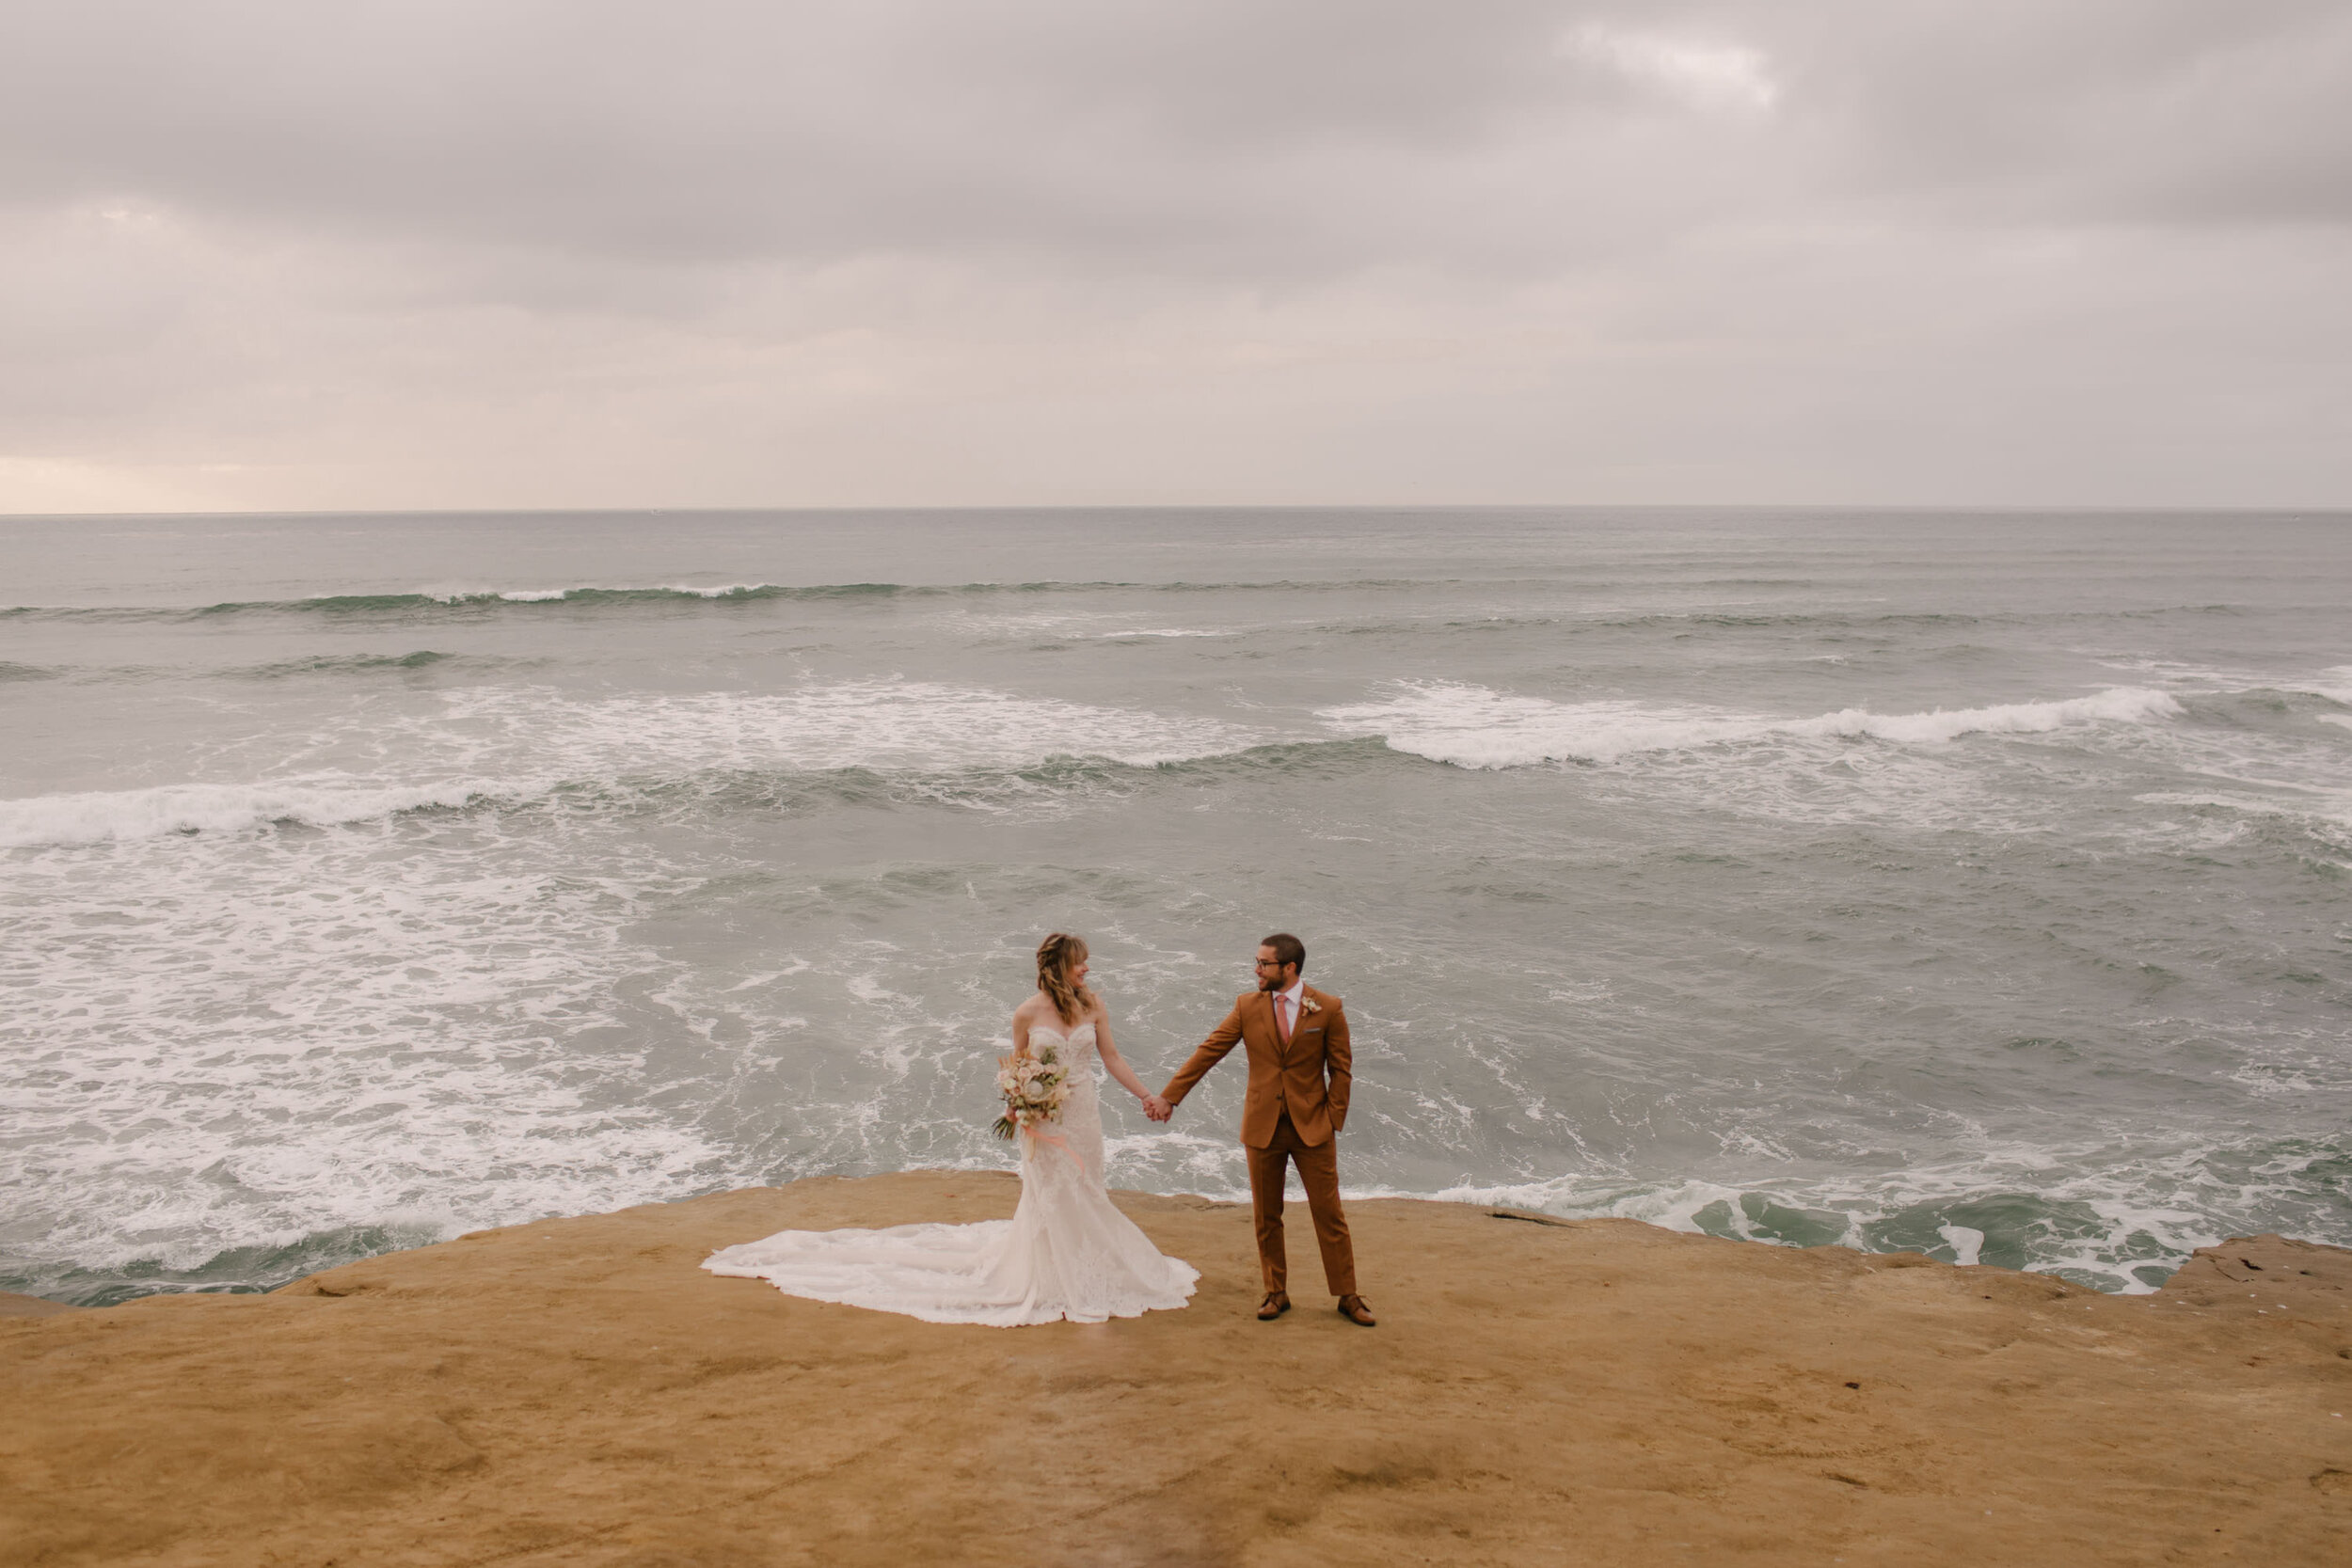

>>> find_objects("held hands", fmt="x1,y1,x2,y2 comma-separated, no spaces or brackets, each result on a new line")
1140,1093,1173,1122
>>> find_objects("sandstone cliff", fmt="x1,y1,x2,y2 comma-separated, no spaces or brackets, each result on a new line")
5,1173,2348,1565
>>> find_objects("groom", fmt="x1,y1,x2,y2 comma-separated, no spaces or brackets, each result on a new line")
1151,933,1374,1326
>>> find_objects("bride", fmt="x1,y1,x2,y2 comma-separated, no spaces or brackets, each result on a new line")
703,933,1200,1325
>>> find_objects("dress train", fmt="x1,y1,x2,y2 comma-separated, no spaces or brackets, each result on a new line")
702,1021,1198,1325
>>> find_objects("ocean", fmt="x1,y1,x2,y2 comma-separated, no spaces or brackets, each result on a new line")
4,507,2347,1305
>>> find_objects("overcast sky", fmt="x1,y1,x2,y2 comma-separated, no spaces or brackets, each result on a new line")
2,1,2346,512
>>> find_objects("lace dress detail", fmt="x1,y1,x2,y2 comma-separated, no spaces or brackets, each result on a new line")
703,1021,1199,1325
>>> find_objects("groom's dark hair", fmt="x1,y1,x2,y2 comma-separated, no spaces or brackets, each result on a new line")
1262,932,1306,974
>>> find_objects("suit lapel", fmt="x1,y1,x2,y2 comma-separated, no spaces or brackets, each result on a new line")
1289,987,1313,1052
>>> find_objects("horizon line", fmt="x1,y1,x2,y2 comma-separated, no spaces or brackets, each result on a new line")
5,501,2350,523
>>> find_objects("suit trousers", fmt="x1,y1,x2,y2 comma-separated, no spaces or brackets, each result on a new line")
1246,1112,1357,1297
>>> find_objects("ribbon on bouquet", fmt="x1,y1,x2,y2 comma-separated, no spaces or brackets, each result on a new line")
1019,1117,1085,1172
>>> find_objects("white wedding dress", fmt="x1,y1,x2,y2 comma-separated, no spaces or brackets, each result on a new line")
703,1021,1200,1325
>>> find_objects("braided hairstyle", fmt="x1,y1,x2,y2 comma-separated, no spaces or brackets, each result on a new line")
1036,932,1096,1025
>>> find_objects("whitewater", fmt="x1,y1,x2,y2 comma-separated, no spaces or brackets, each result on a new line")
3,506,2347,1304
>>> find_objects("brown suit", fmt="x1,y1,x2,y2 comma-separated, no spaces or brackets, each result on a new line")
1162,987,1357,1297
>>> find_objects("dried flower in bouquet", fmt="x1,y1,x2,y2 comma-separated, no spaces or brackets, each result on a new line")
992,1037,1071,1139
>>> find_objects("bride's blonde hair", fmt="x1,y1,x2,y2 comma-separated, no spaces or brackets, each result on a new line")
1036,932,1096,1025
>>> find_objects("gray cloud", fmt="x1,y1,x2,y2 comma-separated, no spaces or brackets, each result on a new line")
2,2,1740,274
1803,1,2352,224
0,1,2344,509
38,2,2341,266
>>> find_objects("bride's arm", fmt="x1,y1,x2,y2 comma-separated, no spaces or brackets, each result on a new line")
1090,1009,1155,1104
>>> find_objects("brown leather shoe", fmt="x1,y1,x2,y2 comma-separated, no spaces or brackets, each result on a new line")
1256,1291,1292,1321
1337,1293,1376,1326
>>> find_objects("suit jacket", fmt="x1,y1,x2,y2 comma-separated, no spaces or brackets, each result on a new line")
1162,986,1351,1148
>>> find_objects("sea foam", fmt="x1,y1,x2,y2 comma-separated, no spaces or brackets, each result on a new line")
0,680,1265,848
0,779,503,849
1319,682,2185,768
439,681,1260,778
1,822,730,1291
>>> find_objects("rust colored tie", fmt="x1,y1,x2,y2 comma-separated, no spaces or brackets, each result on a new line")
1275,994,1292,1045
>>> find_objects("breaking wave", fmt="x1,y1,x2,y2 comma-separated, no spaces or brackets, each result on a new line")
0,680,1272,847
2,678,2229,847
1321,682,2185,768
3,578,1446,620
0,779,508,848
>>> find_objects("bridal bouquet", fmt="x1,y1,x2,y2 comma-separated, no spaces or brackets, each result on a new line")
992,1039,1071,1139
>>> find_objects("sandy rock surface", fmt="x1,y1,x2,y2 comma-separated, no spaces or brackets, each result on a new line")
5,1172,2349,1566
